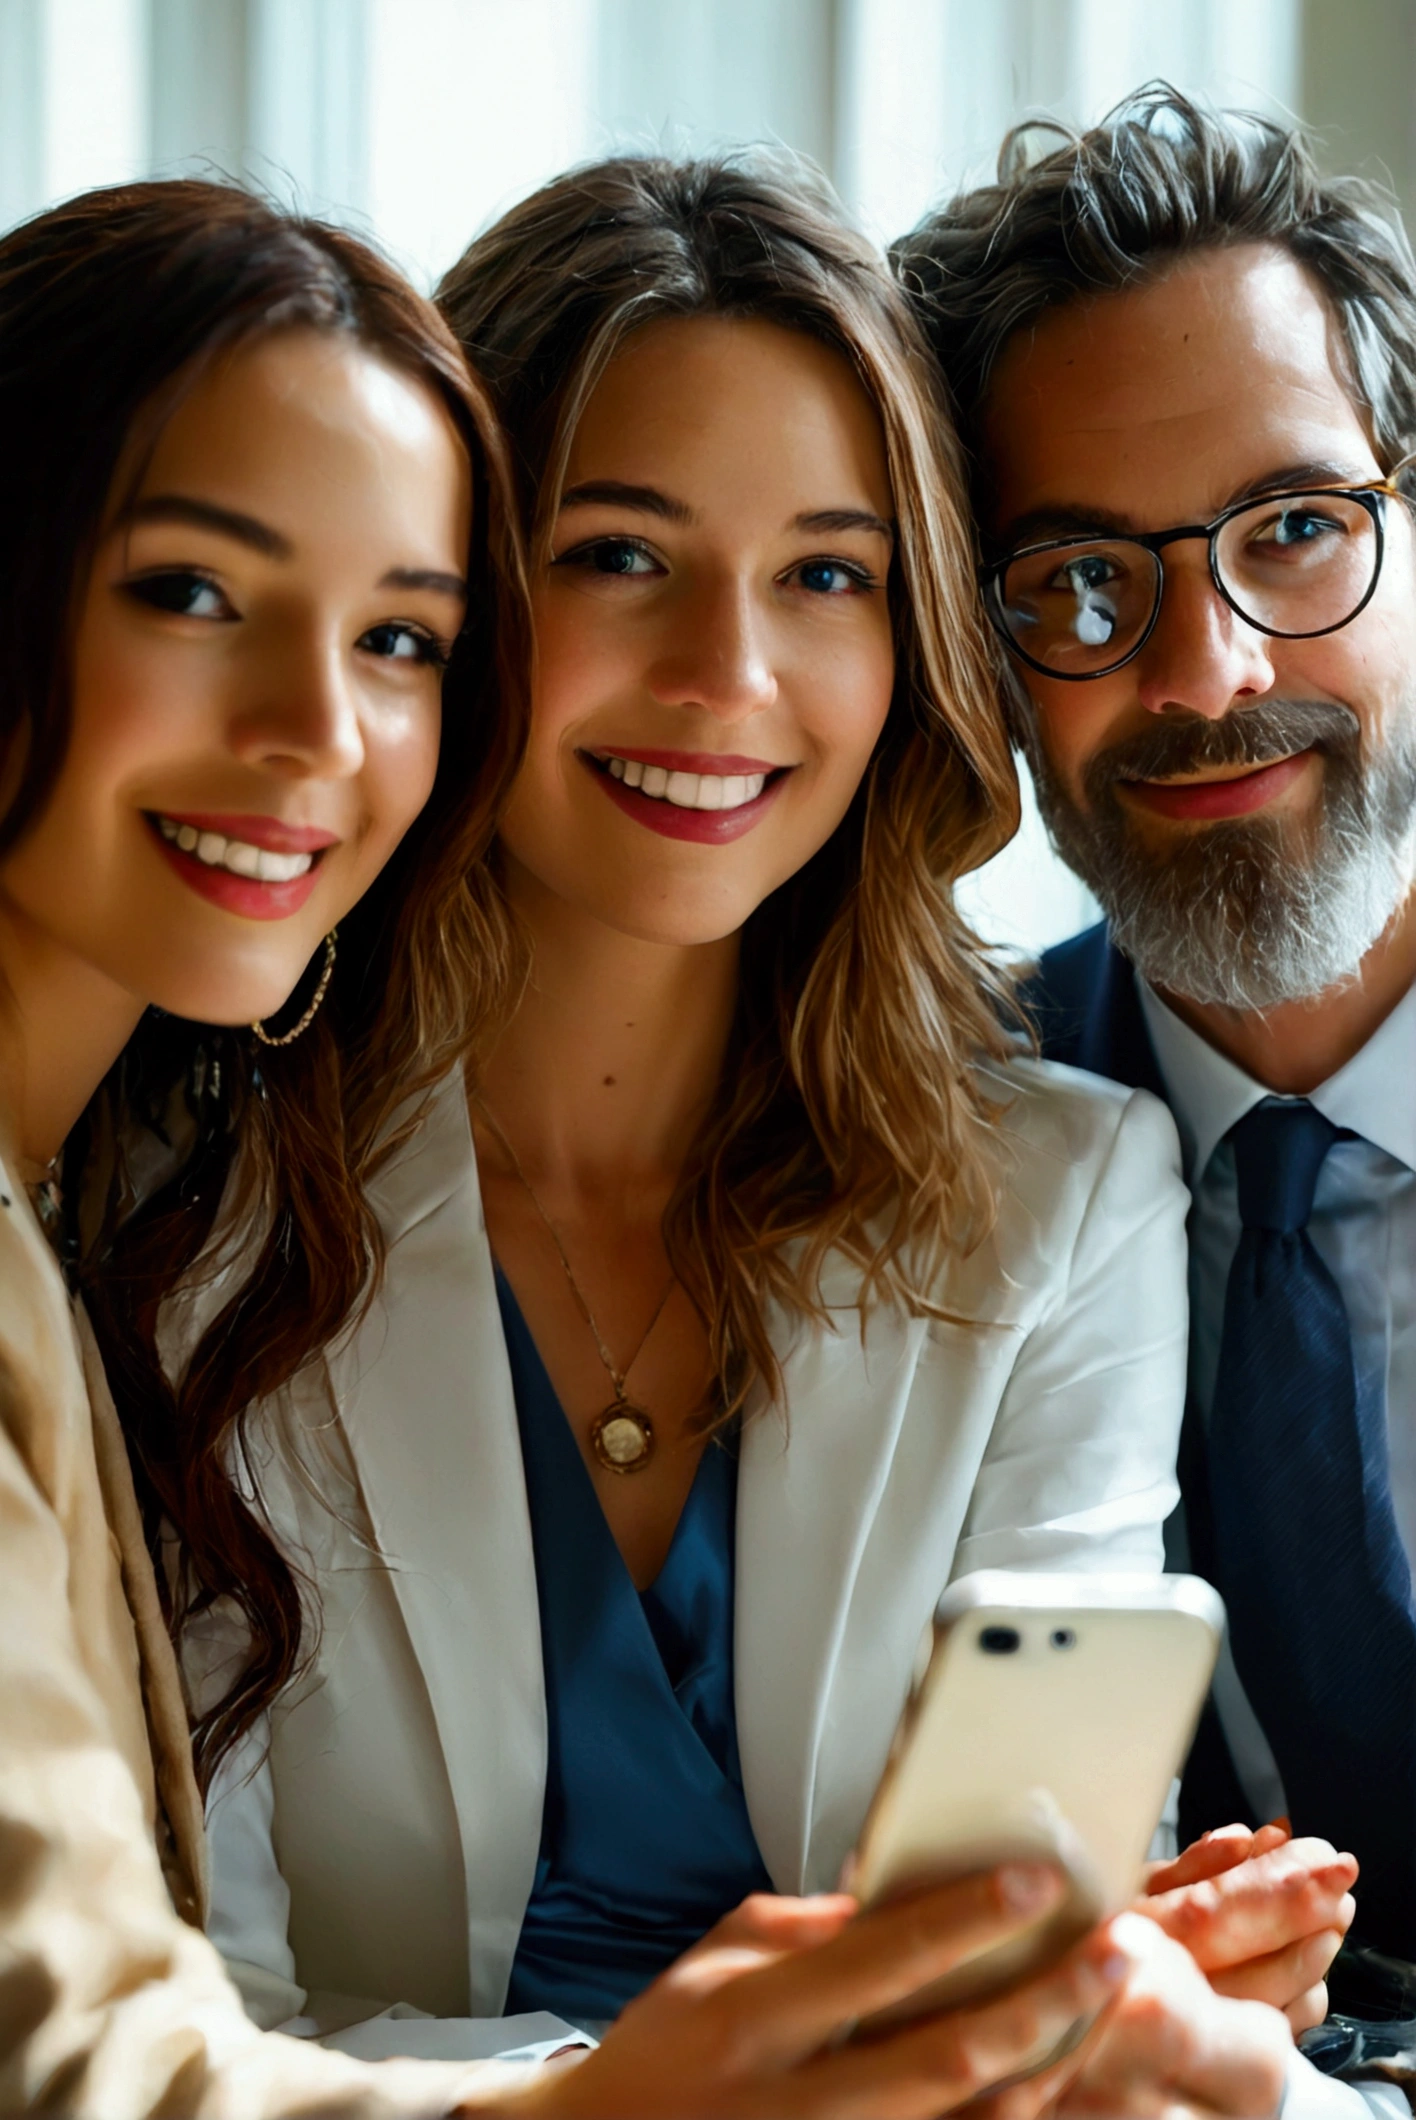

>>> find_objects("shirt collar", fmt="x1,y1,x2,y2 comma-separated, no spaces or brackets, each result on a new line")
1136,975,1416,1181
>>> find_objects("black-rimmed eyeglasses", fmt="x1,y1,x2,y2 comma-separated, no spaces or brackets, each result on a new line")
979,472,1414,682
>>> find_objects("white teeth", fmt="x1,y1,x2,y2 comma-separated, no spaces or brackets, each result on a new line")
599,757,772,812
156,816,315,882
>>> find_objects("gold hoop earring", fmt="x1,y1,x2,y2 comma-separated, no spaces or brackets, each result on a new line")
251,929,337,1048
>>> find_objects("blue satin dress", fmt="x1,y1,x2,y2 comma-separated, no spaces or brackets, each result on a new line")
496,1271,773,2023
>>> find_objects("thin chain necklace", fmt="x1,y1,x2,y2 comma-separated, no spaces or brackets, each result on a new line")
476,1099,674,1475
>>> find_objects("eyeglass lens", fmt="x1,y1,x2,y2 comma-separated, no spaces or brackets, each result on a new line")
997,492,1382,676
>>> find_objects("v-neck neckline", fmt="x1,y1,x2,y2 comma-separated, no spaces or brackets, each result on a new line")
493,1262,723,1600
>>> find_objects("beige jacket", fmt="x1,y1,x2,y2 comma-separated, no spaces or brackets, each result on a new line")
0,1141,530,2119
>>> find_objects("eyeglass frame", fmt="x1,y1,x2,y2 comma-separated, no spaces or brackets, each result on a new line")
978,462,1416,683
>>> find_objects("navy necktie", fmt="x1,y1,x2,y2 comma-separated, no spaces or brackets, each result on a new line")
1207,1099,1416,1954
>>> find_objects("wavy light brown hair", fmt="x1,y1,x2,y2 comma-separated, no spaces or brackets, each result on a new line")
0,180,528,1787
439,151,1019,1414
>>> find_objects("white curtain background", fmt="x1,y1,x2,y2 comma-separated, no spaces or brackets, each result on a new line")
3,0,1399,954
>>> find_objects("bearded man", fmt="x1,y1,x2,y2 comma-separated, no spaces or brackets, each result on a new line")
900,86,1416,2105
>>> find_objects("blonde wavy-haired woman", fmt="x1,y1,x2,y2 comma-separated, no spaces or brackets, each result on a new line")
189,155,1305,2117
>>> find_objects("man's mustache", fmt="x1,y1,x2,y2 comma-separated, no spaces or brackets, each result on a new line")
1083,699,1363,804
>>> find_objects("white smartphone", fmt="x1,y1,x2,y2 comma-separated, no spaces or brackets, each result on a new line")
846,1570,1224,2028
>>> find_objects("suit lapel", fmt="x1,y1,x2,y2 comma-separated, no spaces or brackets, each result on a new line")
1086,942,1167,1100
327,1071,545,2008
734,1293,928,1893
1025,923,1165,1101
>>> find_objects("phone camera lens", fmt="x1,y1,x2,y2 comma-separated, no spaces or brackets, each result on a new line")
1049,1628,1077,1650
978,1626,1021,1655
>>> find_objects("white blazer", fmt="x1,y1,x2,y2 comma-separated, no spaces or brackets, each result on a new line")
192,1055,1189,2040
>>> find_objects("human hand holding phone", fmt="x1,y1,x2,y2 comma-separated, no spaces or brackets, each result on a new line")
481,1864,1133,2119
455,1575,1298,2118
463,1882,1293,2120
970,1914,1292,2120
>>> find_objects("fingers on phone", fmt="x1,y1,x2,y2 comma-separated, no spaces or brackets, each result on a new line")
714,1867,1069,2075
773,1929,1128,2120
709,1892,859,1951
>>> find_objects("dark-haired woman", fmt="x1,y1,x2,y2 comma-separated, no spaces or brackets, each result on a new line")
0,178,590,2118
190,156,1321,2117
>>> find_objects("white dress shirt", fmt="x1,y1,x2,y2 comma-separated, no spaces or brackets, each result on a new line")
1137,978,1416,2120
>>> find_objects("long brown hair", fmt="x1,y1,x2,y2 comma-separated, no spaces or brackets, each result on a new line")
0,180,528,1787
438,151,1019,1415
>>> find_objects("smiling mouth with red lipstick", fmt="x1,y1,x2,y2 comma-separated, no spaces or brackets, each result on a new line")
579,747,796,845
1119,747,1318,823
146,809,339,919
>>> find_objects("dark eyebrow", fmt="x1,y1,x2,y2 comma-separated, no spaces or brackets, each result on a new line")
996,460,1379,553
379,566,468,600
122,494,293,558
1225,459,1375,507
794,508,895,542
124,496,465,601
559,480,695,525
996,501,1139,550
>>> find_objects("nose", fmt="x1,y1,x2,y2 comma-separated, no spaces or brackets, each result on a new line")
228,622,366,780
646,573,778,723
1132,553,1277,720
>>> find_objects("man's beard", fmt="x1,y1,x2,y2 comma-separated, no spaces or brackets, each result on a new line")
1021,694,1416,1011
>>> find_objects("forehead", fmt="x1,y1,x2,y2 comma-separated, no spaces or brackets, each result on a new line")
980,243,1378,540
132,330,465,522
567,314,890,506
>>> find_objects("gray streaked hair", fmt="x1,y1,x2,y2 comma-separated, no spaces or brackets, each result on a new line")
893,81,1416,483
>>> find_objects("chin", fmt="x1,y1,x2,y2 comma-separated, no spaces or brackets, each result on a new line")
593,887,762,950
140,969,314,1031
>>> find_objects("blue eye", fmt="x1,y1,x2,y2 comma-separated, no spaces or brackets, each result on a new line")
793,559,871,595
125,570,231,618
1271,508,1339,546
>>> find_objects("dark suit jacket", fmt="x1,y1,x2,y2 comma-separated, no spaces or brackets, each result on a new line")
1021,921,1258,1841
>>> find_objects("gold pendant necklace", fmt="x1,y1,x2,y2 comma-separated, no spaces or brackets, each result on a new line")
476,1100,674,1475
